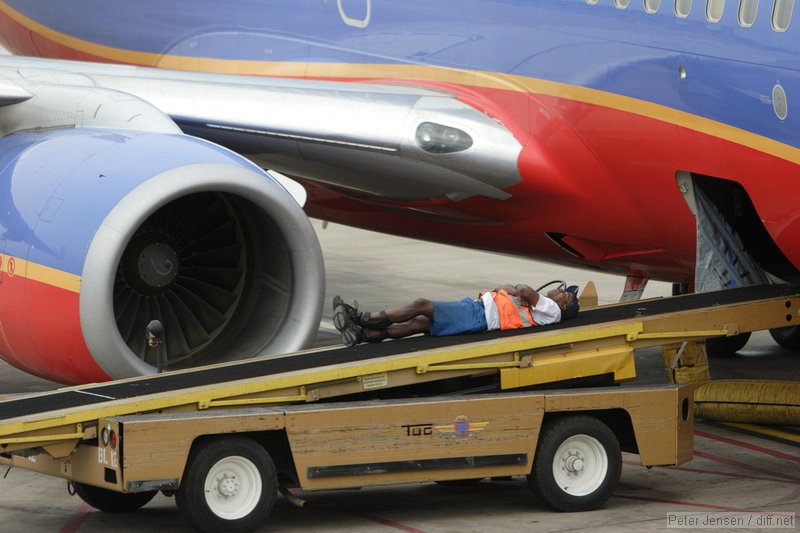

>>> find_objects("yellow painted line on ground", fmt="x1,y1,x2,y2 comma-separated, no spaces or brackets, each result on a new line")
722,422,800,444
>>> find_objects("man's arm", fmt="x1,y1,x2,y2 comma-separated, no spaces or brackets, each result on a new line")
514,284,540,307
492,284,541,307
493,284,517,294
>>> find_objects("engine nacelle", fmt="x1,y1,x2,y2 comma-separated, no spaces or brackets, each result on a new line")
0,128,324,384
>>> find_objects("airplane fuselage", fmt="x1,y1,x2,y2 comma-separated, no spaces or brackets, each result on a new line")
0,1,798,283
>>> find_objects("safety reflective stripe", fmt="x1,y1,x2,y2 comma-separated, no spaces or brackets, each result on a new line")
491,290,534,330
516,302,534,327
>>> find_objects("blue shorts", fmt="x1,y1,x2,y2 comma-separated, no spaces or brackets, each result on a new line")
430,298,487,336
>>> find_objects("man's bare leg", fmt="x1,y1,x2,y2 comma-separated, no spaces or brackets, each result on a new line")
364,316,431,341
363,298,434,326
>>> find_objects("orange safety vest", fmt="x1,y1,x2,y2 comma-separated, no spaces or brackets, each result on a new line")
490,289,536,330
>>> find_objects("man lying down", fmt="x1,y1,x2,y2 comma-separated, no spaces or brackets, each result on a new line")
333,282,580,347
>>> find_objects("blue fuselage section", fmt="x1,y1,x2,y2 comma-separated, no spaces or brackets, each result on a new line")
1,0,798,148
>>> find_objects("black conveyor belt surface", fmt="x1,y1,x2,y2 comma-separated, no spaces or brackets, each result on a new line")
2,284,797,423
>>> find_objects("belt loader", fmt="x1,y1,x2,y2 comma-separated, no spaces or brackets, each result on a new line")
1,284,799,532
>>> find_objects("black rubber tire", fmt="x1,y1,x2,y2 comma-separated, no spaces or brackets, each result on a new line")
706,332,751,356
769,326,800,350
175,436,277,533
73,482,157,513
528,416,621,512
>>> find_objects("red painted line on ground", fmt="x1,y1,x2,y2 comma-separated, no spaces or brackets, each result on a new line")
355,512,429,533
622,460,794,484
693,450,800,483
59,502,92,533
695,430,800,462
616,494,759,513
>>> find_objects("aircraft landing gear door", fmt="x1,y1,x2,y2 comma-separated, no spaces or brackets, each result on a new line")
338,0,371,28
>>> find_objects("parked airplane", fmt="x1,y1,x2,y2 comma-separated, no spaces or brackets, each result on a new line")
0,0,796,384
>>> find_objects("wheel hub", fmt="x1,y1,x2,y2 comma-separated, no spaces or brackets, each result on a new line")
564,450,585,473
216,472,240,498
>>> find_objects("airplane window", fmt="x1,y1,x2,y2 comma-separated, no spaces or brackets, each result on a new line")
645,0,662,12
676,0,693,17
615,0,631,7
738,0,759,25
707,0,726,21
773,0,795,30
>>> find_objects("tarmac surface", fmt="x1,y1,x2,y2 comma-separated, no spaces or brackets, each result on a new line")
0,220,798,532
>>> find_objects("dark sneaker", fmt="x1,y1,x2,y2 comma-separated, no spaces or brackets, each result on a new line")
340,320,365,347
333,295,361,332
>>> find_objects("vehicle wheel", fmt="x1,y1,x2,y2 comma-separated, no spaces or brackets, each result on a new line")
706,332,751,356
528,416,621,512
769,326,800,350
73,482,156,513
176,436,277,533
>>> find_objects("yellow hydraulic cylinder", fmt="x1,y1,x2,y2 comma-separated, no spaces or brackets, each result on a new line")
662,341,711,385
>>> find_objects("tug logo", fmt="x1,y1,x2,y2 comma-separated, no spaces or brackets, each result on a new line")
402,423,433,436
402,416,489,438
435,415,489,438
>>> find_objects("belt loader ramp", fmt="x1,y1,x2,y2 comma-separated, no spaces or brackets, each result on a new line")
0,284,798,532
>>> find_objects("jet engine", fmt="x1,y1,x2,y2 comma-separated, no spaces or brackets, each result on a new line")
0,128,324,384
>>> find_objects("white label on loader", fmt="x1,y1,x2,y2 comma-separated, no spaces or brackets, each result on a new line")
361,372,388,390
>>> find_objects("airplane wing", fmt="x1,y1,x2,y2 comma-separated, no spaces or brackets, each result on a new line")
0,56,523,203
